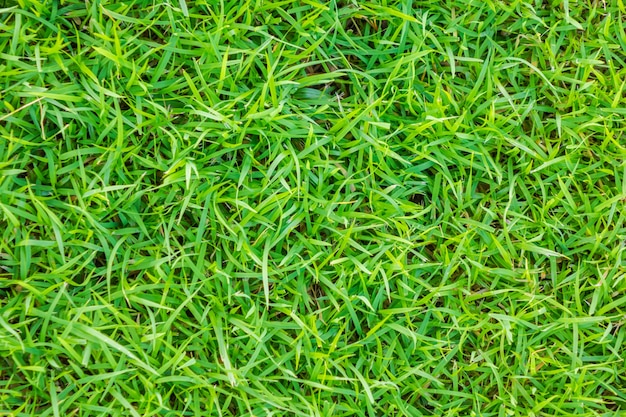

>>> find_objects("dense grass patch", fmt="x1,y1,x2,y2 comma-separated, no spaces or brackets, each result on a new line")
1,0,626,415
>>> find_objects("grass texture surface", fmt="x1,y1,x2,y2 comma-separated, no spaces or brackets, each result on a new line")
2,0,626,416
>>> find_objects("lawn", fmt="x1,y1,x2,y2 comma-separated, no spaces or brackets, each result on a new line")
1,0,626,415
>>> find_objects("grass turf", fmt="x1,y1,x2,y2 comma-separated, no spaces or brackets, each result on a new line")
1,0,626,415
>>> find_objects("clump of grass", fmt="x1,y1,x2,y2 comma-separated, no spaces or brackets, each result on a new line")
1,0,626,415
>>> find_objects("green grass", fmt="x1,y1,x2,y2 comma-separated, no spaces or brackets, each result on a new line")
1,0,626,415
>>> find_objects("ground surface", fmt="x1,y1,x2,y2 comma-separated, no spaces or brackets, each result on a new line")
1,0,626,416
